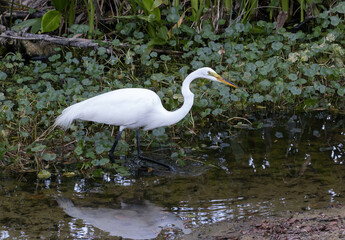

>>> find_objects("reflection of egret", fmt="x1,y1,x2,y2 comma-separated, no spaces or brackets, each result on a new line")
54,67,238,170
56,197,191,239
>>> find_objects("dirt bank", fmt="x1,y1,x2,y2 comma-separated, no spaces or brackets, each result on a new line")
181,205,345,240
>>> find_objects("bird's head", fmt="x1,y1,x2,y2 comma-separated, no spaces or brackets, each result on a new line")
198,67,238,89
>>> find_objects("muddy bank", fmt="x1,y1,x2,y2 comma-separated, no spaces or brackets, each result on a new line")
181,205,345,240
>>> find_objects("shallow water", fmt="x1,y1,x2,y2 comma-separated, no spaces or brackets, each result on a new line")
1,112,345,239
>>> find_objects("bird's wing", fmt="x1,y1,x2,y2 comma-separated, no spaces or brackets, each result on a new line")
75,88,163,129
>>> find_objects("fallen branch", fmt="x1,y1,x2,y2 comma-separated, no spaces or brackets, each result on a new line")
0,30,117,49
0,30,184,55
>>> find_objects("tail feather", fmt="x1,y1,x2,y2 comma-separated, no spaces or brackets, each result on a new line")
54,104,80,129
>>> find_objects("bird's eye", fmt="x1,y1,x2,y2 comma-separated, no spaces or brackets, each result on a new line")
208,71,216,77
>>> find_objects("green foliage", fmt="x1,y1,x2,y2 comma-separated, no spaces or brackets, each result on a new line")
1,2,345,176
37,170,51,179
12,18,42,33
41,10,62,33
11,0,90,36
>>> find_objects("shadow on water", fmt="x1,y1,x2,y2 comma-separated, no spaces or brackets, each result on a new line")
1,112,345,239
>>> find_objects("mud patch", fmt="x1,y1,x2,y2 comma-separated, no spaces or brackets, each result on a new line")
182,205,345,240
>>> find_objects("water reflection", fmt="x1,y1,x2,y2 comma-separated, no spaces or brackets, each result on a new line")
57,198,190,239
0,112,345,239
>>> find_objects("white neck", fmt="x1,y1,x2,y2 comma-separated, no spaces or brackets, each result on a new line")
160,70,199,127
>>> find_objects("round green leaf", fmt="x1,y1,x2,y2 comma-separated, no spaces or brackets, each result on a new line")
252,93,264,103
0,71,8,80
289,86,302,95
95,144,106,154
330,16,340,26
259,79,271,89
41,10,62,33
271,42,283,51
152,127,165,137
335,2,345,13
38,170,51,179
43,153,57,161
288,73,298,81
99,158,109,166
91,159,100,166
337,87,345,97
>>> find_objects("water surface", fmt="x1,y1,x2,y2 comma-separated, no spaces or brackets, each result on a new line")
1,112,344,239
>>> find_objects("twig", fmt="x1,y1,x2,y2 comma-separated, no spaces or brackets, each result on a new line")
228,117,252,125
0,30,184,55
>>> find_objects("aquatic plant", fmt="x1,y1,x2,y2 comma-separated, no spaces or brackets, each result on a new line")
0,2,345,176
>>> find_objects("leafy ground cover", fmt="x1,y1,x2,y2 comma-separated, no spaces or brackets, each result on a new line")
1,2,345,176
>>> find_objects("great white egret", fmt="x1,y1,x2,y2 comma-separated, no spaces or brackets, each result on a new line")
54,67,238,170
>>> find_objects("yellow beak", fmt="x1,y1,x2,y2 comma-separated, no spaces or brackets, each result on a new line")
210,72,238,88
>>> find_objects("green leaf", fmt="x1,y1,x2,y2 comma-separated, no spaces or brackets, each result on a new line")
95,144,106,154
82,78,92,86
255,60,264,68
97,47,107,55
31,144,46,152
335,2,345,13
212,108,223,116
271,41,283,51
330,16,340,26
142,0,153,12
91,159,100,166
0,71,7,80
314,82,326,93
12,18,41,32
38,170,51,179
167,9,180,23
171,152,179,159
198,99,208,107
160,55,171,61
337,87,345,97
152,127,165,137
43,153,57,161
112,39,121,47
152,0,164,9
30,18,42,33
148,38,166,46
74,145,83,155
63,172,77,177
99,158,109,166
252,93,264,103
70,24,89,34
259,79,271,89
52,0,68,11
288,73,298,81
157,26,168,41
201,108,211,117
92,169,103,178
41,10,62,33
289,86,302,95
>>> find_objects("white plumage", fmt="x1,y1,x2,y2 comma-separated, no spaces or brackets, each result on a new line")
54,67,238,170
54,88,169,131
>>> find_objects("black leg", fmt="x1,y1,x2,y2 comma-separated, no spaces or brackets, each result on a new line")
136,129,175,171
109,129,124,163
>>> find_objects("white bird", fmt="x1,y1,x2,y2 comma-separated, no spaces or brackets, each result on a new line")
54,67,238,170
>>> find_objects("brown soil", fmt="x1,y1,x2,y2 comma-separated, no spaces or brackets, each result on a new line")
181,205,345,240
